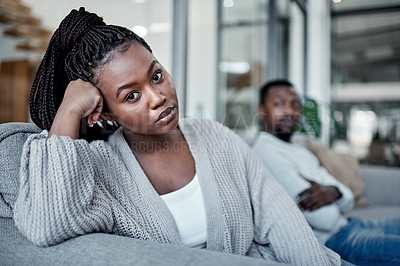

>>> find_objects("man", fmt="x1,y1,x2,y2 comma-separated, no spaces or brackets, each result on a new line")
252,79,400,266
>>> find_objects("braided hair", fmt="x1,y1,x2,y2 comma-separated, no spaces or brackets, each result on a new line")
29,7,152,141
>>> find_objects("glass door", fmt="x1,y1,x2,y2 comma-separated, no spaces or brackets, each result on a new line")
217,0,269,136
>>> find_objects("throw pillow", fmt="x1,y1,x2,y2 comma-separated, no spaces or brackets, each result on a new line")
308,140,369,207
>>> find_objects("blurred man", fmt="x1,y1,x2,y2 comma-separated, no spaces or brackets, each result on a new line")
252,79,400,266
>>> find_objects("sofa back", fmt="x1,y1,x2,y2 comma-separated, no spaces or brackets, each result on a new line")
359,164,400,206
0,122,41,217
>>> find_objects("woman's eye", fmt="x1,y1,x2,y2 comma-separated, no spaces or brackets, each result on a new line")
125,92,140,102
152,71,163,83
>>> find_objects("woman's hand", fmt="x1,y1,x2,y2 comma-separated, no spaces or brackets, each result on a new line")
49,79,104,139
62,79,104,126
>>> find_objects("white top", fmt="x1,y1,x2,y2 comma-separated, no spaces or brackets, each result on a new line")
161,174,207,248
252,132,354,244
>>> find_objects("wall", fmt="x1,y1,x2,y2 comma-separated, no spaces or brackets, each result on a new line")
186,0,217,119
307,0,331,145
0,25,42,62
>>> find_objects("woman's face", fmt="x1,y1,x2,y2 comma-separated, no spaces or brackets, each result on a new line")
96,43,179,136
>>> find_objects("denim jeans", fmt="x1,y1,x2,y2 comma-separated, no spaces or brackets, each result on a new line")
326,217,400,266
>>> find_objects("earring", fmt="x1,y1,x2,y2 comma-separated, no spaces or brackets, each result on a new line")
95,121,104,128
105,120,119,129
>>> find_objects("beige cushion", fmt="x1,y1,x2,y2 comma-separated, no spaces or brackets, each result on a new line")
308,140,369,206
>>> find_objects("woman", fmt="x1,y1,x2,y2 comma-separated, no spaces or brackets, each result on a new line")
13,7,340,265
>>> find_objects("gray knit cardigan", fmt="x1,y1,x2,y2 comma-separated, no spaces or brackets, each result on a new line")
14,119,340,265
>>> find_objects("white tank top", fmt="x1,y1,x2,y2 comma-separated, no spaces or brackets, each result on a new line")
160,174,207,248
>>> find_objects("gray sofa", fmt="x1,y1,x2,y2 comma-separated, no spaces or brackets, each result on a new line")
345,165,400,220
1,122,399,265
290,133,400,221
0,122,284,266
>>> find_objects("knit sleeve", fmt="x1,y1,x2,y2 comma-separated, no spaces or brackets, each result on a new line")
13,131,114,247
244,149,341,265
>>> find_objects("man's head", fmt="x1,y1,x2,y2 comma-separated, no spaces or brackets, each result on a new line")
258,80,302,142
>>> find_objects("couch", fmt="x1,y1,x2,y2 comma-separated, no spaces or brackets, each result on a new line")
346,164,400,220
0,122,286,266
1,122,399,265
304,138,400,220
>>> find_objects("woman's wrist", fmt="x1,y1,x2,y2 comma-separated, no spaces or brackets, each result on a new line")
49,106,82,139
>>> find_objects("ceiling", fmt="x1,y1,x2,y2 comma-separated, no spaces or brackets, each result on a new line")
23,0,171,32
1,0,399,84
331,0,400,11
331,0,400,83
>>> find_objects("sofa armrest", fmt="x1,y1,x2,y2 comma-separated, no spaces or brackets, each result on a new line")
359,165,400,206
0,217,286,266
0,122,42,217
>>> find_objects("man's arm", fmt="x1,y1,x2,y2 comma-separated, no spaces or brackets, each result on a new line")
310,166,355,213
297,175,342,211
253,143,343,231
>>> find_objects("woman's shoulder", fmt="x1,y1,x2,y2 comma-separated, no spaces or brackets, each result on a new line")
180,118,249,152
106,127,123,145
180,118,231,136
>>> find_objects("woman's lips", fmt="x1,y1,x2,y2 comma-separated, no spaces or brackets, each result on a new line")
155,106,176,125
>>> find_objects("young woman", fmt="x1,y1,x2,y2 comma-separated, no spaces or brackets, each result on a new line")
13,7,341,265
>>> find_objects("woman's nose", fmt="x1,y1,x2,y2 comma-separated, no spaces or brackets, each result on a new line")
147,86,166,109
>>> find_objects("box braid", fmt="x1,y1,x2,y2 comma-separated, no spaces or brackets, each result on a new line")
29,7,152,141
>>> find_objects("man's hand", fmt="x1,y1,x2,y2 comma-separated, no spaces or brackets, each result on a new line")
297,174,342,211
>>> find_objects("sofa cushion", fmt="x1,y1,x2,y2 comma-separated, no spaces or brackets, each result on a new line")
345,205,400,222
0,122,41,217
0,217,281,266
359,165,400,206
308,140,367,206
